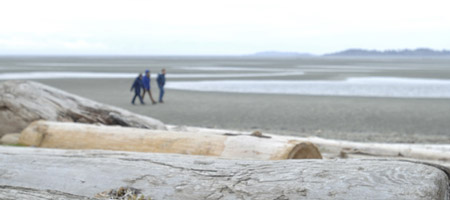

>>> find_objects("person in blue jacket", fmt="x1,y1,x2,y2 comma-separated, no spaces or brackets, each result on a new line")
156,68,166,103
130,73,145,105
142,69,157,104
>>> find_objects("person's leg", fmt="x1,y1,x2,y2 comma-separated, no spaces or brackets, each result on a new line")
161,87,165,101
142,90,147,99
144,89,156,104
148,89,157,104
159,87,165,102
138,93,144,104
131,93,137,104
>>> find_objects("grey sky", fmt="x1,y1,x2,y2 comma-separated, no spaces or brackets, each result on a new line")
1,0,449,55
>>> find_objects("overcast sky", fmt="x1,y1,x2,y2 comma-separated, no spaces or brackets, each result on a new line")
0,0,449,55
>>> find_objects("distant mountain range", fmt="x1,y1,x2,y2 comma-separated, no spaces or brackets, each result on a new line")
325,48,450,57
250,48,450,57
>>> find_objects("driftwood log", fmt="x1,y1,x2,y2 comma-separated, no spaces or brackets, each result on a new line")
19,120,322,160
0,80,166,137
169,126,450,167
306,137,450,161
0,146,448,199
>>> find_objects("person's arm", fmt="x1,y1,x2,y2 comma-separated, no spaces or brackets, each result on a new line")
156,75,161,87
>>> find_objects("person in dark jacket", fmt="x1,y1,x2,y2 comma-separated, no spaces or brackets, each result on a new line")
156,68,166,103
130,73,145,105
142,69,157,104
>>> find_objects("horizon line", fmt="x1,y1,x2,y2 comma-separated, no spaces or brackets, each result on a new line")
1,47,450,57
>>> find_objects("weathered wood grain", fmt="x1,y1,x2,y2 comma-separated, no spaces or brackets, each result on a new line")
0,146,448,199
0,80,165,137
0,185,93,200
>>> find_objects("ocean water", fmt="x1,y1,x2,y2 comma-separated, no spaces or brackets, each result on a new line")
178,66,282,71
166,77,450,98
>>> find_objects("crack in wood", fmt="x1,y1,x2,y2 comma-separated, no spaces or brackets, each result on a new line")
118,158,219,173
0,105,11,112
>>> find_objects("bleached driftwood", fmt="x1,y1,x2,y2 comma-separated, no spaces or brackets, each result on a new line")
304,137,450,162
167,125,450,166
0,133,20,145
0,80,166,137
0,146,448,199
19,120,321,160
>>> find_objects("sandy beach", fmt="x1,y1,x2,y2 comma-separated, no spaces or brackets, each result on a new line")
2,56,450,143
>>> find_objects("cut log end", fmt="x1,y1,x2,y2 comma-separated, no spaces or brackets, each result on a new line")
19,120,48,147
0,133,20,145
288,142,323,159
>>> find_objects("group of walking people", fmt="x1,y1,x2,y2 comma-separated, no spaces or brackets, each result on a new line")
130,68,166,105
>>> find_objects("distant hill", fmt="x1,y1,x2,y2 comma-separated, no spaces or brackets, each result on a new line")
325,48,450,57
249,51,314,57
